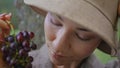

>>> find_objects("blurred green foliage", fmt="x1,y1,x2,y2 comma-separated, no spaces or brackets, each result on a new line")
95,20,119,64
94,49,117,64
0,0,19,29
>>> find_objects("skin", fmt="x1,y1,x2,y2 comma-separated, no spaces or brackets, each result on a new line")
0,14,11,68
44,12,102,68
0,19,10,44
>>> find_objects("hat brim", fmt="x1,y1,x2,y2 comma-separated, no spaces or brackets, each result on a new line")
24,0,117,55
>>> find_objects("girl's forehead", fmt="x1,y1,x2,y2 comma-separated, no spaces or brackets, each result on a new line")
48,12,87,28
46,12,101,37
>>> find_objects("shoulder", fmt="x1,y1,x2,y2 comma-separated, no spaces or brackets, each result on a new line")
29,44,48,58
81,54,105,68
29,44,52,68
105,59,120,68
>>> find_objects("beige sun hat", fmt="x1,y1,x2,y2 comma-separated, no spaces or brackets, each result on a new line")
24,0,119,55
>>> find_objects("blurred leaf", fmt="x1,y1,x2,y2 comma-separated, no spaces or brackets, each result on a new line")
94,49,117,64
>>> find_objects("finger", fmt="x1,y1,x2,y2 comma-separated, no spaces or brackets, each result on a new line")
0,20,10,29
5,13,12,21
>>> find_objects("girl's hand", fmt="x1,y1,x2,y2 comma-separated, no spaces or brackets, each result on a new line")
0,13,12,68
0,13,11,44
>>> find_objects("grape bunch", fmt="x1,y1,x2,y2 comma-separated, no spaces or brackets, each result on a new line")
1,31,37,68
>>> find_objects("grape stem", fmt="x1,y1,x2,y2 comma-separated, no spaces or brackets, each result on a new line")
6,20,15,36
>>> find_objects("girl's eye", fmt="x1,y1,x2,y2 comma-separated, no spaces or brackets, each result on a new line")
50,18,62,26
75,33,91,41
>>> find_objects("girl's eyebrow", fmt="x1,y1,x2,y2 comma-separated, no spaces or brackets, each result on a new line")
77,28,90,32
55,14,90,32
55,14,64,22
54,14,90,32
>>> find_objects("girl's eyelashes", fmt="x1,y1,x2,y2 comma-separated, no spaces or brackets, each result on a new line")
50,18,62,26
75,32,91,41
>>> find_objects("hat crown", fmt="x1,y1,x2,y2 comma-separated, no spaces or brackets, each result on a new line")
84,0,118,28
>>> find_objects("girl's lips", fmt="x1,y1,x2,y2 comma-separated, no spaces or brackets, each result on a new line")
53,53,65,60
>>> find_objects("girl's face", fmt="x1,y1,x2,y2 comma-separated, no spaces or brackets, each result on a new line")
44,12,101,65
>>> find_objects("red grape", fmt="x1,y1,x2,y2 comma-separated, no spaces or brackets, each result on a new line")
7,35,15,43
22,31,29,39
24,47,31,52
16,33,24,43
19,49,27,57
10,42,17,50
22,40,30,48
6,56,11,63
9,58,17,66
29,32,34,39
28,56,33,62
1,46,9,53
1,31,37,68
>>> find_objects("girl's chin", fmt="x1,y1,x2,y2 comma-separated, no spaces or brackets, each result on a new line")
49,54,69,66
50,56,64,65
52,60,64,66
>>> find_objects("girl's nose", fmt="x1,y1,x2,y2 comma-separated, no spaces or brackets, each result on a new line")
52,29,70,53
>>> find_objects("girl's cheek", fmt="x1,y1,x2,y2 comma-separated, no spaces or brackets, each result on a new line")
71,40,99,59
45,22,56,41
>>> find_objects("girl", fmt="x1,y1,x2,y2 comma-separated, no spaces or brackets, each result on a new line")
24,0,119,68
